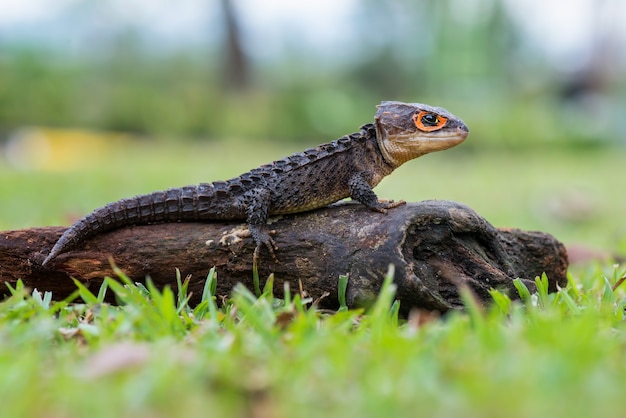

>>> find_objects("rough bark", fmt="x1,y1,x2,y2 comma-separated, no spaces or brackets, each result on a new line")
0,201,568,314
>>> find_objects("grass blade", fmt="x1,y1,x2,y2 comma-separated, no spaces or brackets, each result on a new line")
337,274,349,312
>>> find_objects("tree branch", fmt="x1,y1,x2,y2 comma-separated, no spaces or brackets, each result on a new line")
1,201,568,314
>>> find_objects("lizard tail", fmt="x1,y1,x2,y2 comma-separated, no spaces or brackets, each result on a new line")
42,184,219,266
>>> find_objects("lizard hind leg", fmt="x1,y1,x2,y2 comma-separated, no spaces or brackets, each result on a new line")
242,187,278,268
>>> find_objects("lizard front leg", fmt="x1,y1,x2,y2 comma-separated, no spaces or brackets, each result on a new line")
348,172,406,213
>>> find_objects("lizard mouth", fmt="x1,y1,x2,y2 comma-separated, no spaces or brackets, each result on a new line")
380,127,469,166
434,128,468,138
421,127,469,145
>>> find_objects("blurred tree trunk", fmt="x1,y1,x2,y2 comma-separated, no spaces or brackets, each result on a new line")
219,0,249,90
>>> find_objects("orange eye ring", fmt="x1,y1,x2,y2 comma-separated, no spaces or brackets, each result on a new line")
413,111,447,132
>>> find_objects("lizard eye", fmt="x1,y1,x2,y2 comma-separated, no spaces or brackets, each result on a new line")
413,111,447,132
421,113,438,126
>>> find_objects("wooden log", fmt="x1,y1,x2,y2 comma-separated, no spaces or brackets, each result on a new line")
0,201,568,314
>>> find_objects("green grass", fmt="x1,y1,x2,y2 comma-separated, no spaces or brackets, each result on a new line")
2,139,626,416
2,264,626,417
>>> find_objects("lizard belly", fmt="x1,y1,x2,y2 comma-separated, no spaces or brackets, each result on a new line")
268,175,352,215
271,190,350,215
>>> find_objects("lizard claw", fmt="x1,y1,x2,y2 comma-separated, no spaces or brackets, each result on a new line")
253,235,278,262
372,199,406,213
250,225,278,269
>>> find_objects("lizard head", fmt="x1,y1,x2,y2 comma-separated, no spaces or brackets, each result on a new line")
374,101,469,167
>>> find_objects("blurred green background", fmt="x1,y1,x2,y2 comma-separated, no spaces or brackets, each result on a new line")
1,0,625,253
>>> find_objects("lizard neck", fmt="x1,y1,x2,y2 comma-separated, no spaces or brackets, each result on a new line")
370,123,402,169
360,124,396,185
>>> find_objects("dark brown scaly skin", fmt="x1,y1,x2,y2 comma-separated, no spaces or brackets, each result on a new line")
42,101,469,267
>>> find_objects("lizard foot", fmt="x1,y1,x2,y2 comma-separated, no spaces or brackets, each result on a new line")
371,199,406,214
250,224,278,269
253,236,278,266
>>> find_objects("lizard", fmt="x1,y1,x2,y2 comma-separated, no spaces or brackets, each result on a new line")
41,101,469,268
